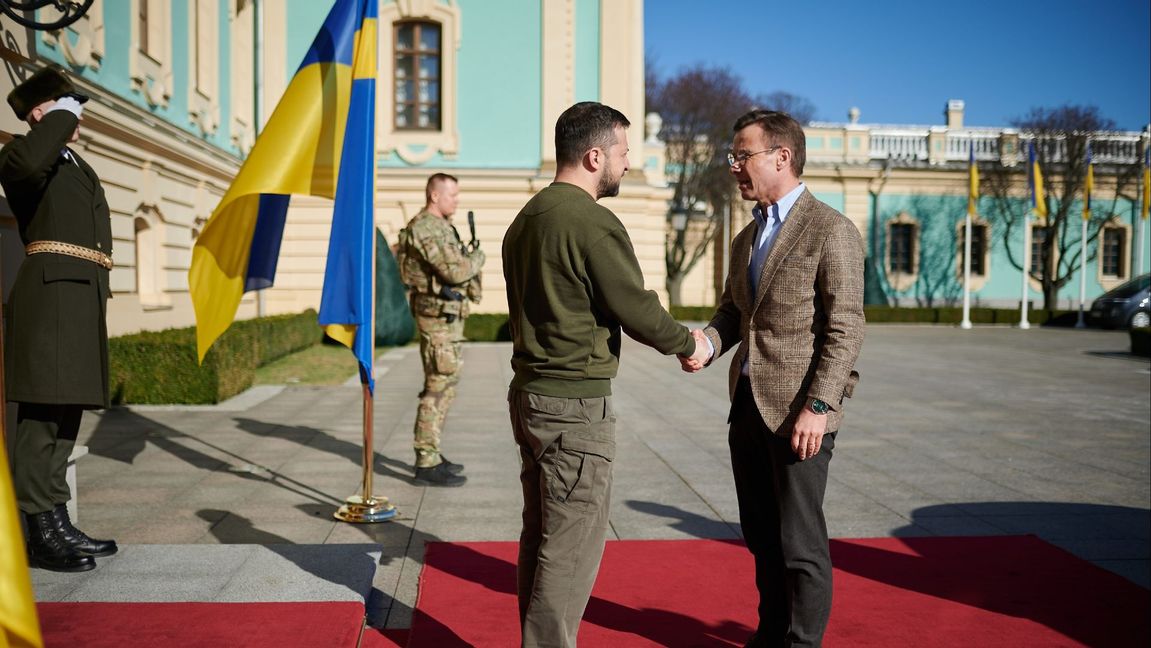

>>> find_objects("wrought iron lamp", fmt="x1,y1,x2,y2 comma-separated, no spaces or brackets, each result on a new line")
1,0,94,31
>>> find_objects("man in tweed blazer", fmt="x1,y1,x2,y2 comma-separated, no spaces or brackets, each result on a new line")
688,109,865,647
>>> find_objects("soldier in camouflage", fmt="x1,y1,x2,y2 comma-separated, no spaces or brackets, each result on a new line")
397,173,484,487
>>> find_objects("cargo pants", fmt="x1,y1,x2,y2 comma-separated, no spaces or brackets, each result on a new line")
413,313,465,468
508,389,615,648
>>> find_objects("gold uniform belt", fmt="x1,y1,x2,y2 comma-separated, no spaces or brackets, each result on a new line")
25,240,113,270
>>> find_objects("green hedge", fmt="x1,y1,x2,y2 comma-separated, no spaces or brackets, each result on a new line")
673,305,1074,326
463,313,512,342
1132,327,1151,357
108,309,323,405
418,306,1081,346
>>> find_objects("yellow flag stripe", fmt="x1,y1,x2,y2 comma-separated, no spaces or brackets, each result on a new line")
1,440,44,648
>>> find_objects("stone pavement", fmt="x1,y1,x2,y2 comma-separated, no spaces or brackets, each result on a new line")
29,326,1151,634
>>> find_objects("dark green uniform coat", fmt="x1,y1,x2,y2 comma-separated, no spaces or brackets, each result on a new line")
1,110,112,408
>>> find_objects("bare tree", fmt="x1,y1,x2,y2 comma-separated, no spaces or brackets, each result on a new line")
649,65,816,305
756,91,816,125
983,105,1139,309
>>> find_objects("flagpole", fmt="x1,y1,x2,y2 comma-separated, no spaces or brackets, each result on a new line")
1019,212,1031,329
1076,144,1091,328
961,148,975,330
961,213,973,329
334,0,394,524
1141,143,1149,276
1075,215,1087,327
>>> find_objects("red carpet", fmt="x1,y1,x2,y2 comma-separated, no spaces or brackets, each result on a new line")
37,601,365,648
408,536,1151,647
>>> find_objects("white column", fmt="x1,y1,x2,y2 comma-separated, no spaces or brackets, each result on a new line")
960,213,972,329
1019,215,1031,329
1076,216,1087,327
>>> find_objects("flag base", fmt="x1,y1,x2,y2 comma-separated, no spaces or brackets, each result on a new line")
334,494,397,524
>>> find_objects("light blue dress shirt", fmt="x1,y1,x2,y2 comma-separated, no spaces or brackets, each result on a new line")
739,182,805,375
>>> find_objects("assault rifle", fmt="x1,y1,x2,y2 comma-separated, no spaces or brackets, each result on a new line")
467,210,479,252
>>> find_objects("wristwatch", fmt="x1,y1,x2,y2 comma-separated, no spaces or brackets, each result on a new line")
808,398,829,415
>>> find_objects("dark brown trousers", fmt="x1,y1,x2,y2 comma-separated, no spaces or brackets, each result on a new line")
729,377,835,648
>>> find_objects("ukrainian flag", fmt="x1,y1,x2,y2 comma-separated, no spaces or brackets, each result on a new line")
1028,141,1047,219
189,0,379,390
1083,142,1093,222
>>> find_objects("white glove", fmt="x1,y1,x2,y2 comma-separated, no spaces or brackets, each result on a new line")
46,95,84,118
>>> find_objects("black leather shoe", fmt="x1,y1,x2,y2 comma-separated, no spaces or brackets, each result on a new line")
53,504,118,557
24,510,96,573
414,463,467,487
438,456,465,475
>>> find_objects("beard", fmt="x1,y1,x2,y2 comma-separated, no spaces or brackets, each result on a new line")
596,159,621,199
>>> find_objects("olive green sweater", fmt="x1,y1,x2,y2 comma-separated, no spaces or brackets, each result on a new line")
502,182,694,397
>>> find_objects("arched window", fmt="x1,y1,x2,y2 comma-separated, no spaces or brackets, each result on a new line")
134,207,170,309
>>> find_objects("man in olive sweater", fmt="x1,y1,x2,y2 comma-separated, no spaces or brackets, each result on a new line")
503,101,708,647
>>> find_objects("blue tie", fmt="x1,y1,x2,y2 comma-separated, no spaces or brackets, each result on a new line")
749,205,779,294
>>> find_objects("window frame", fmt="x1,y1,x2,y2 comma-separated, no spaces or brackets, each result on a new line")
393,20,442,132
955,218,991,290
378,0,461,164
1097,218,1132,290
884,213,919,292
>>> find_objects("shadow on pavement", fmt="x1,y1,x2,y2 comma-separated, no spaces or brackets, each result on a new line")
625,500,740,539
86,408,345,505
233,416,413,481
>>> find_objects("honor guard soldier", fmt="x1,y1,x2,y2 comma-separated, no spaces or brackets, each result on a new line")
397,173,483,486
1,66,118,572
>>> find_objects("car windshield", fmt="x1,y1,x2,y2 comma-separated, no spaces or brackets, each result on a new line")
1103,274,1151,299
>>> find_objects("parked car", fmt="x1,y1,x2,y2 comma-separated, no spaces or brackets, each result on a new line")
1089,273,1151,329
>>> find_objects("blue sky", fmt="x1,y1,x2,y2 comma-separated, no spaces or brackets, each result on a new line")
644,0,1151,131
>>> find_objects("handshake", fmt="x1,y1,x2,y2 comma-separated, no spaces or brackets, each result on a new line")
677,329,711,374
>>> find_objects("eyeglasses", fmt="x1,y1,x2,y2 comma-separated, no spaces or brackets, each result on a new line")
727,146,781,168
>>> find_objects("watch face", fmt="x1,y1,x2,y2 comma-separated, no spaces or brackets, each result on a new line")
811,399,829,414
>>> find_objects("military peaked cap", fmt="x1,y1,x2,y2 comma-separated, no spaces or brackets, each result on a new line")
7,66,89,121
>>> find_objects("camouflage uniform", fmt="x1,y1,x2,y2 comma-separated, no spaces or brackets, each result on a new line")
398,210,484,469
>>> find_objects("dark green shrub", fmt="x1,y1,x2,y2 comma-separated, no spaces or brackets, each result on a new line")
464,313,512,342
670,305,716,321
108,310,322,404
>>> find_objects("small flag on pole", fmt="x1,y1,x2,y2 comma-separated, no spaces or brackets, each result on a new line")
1083,142,1093,221
1142,147,1149,221
968,145,979,216
189,0,380,391
1028,141,1047,219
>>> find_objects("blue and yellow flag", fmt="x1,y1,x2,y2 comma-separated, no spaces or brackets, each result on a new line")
968,145,978,216
1,439,43,648
189,0,379,390
1083,142,1093,222
1028,141,1047,219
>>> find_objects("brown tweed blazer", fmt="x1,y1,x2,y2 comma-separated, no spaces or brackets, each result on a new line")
704,188,865,434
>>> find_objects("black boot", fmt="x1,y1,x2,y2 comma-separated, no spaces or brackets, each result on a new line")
24,510,96,573
53,504,118,557
414,463,467,487
438,455,466,475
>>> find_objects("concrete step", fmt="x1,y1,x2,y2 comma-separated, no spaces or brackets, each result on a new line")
31,543,382,604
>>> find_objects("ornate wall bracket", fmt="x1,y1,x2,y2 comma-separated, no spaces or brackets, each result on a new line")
1,0,93,31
